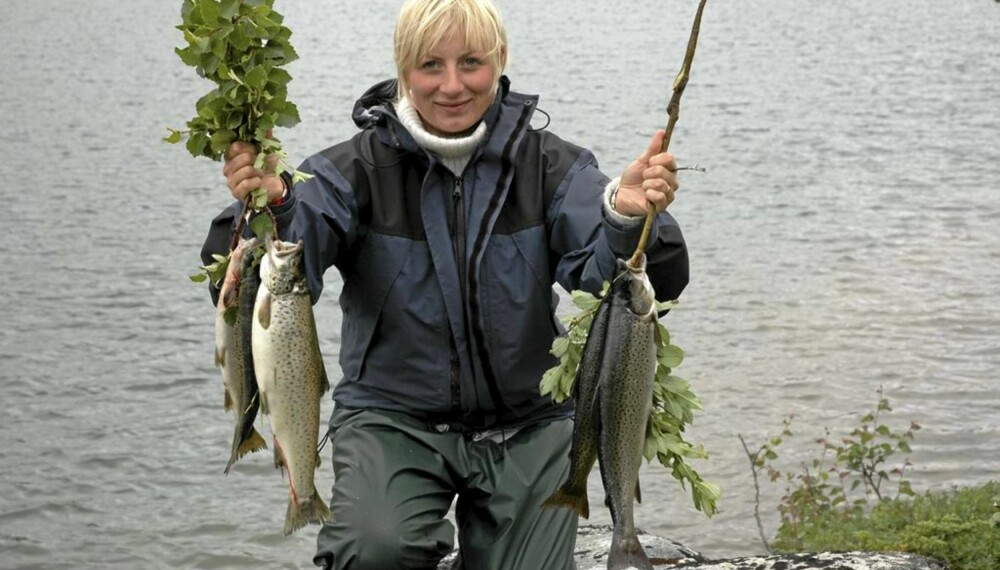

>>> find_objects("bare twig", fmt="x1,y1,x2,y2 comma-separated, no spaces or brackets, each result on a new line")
739,433,773,554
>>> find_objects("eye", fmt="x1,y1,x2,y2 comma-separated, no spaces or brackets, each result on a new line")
419,59,441,71
461,56,483,68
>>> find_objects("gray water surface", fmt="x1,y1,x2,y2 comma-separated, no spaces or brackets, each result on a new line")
2,0,999,568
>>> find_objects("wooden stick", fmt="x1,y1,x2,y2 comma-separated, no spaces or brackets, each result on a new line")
629,0,709,269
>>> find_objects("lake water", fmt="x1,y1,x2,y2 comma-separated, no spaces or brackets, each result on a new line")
2,0,998,568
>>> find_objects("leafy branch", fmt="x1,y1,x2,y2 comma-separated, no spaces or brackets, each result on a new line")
166,0,311,284
540,287,719,516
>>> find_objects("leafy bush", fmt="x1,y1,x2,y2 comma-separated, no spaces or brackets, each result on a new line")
774,482,1000,570
741,387,999,569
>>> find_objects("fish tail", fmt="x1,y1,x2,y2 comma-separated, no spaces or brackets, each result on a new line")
541,487,590,519
607,532,653,570
283,493,332,536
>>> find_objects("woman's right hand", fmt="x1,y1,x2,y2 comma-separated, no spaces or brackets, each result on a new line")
222,141,285,203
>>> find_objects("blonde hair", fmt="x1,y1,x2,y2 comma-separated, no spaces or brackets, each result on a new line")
394,0,508,98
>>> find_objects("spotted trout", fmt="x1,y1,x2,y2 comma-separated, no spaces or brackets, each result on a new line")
215,237,267,473
252,235,331,535
546,255,658,570
541,285,613,519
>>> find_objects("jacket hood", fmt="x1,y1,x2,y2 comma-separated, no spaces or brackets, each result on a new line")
352,79,398,130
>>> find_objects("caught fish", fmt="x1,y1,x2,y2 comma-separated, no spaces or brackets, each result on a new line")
541,287,613,519
546,255,658,570
598,254,657,570
215,237,267,473
252,235,331,535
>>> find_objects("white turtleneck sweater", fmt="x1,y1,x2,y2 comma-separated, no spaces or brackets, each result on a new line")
395,96,487,176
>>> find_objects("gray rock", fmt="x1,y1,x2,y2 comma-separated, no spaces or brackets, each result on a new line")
436,524,949,569
681,551,949,570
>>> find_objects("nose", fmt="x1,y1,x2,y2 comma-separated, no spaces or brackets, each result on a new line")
440,65,463,96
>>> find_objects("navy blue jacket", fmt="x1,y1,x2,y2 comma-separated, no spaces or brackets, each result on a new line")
203,77,689,430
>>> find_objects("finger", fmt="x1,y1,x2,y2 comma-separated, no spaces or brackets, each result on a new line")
644,186,675,211
232,175,265,201
222,152,256,178
224,141,256,162
642,166,680,193
227,164,264,195
637,129,667,163
646,152,678,172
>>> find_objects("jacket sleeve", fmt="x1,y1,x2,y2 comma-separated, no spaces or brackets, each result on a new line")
546,150,689,302
199,150,361,306
272,151,360,304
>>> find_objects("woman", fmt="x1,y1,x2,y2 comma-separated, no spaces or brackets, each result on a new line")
205,0,689,568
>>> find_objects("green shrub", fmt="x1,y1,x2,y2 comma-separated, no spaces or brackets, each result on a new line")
741,387,999,570
772,482,1000,570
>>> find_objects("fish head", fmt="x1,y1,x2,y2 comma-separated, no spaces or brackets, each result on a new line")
610,255,655,317
265,238,306,295
218,237,260,309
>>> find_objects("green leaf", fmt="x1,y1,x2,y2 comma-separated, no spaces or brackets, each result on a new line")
219,0,240,19
244,65,268,90
658,344,684,368
183,29,211,54
570,289,601,311
656,299,677,312
655,322,671,346
189,272,208,283
551,336,570,358
175,46,201,67
291,169,314,184
249,211,272,240
196,0,219,25
186,131,211,158
274,100,301,128
267,67,292,87
163,129,183,144
210,129,237,154
230,23,252,51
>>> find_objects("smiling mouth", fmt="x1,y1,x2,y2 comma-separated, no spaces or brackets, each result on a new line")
437,101,470,110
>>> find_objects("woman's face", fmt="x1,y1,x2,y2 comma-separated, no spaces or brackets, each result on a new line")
406,30,497,136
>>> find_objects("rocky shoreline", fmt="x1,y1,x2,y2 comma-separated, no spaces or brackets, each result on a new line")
436,524,948,569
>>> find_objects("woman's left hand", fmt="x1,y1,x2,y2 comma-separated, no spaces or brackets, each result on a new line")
613,129,679,217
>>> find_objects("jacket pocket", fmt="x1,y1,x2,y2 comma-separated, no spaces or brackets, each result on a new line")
480,227,560,409
339,234,414,382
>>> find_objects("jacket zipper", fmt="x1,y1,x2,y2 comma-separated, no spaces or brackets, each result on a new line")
451,176,467,415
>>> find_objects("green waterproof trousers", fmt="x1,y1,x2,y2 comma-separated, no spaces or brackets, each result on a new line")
313,407,578,570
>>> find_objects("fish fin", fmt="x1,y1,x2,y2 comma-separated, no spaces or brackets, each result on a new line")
273,436,287,470
223,389,232,412
239,428,268,457
224,428,268,474
635,478,642,504
541,487,590,519
319,361,330,394
258,391,269,415
257,292,272,330
607,532,653,570
283,493,332,536
215,346,226,368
